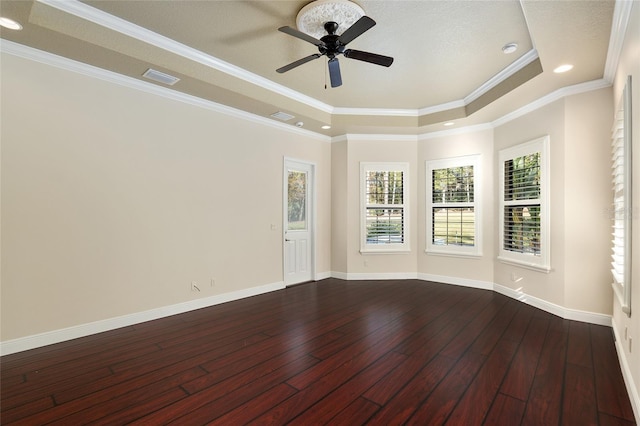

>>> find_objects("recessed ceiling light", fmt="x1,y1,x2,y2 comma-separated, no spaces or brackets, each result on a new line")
553,64,574,73
295,121,304,128
444,122,455,126
0,17,23,30
502,43,518,54
321,125,331,130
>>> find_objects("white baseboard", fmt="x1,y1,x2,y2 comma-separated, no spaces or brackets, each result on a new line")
418,273,494,290
0,281,285,356
330,271,611,326
2,272,613,355
493,283,611,326
315,271,332,281
612,324,640,422
331,271,418,281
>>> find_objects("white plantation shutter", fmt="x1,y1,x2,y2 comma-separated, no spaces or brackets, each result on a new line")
611,74,632,318
611,109,625,287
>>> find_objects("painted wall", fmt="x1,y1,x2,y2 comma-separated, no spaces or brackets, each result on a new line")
611,0,640,416
417,128,495,285
344,138,419,276
493,99,567,307
1,53,332,341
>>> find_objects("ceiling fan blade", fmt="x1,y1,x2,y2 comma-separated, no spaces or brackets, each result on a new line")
328,58,342,88
338,16,376,45
276,54,322,73
278,26,325,47
344,49,394,67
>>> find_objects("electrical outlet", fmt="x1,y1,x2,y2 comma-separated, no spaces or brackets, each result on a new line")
210,278,215,287
191,281,200,292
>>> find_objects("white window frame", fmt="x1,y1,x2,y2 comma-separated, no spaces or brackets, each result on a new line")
426,155,482,257
611,75,632,316
360,162,410,254
498,136,550,272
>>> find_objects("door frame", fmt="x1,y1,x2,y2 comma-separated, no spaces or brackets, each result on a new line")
283,157,316,285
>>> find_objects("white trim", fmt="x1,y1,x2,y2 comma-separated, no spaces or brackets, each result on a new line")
1,40,611,144
491,79,611,128
0,281,285,356
498,135,551,271
283,158,317,286
36,0,333,114
493,283,611,326
0,40,331,143
419,123,494,141
333,107,418,117
612,323,640,423
346,134,419,142
464,49,540,105
419,100,467,116
604,0,634,82
360,162,411,253
426,154,482,257
418,273,494,290
329,272,612,326
337,272,419,281
315,271,332,281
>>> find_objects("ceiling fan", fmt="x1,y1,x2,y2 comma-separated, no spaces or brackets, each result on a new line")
276,16,393,88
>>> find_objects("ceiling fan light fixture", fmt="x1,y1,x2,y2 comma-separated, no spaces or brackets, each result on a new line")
296,0,365,39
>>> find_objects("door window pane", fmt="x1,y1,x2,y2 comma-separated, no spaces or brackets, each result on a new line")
288,170,307,230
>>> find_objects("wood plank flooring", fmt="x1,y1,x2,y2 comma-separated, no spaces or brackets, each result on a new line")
1,278,635,425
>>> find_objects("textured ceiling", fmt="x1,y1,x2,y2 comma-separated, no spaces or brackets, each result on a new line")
0,0,617,136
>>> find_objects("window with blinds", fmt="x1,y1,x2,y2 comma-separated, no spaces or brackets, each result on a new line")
611,75,632,315
361,163,410,253
498,136,550,271
426,155,481,256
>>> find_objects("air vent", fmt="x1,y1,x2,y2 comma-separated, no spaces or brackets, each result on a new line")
270,111,295,121
142,68,180,86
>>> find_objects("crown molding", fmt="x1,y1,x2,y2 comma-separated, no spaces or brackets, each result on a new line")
603,0,634,82
418,123,494,140
35,0,552,124
0,39,331,143
464,49,539,105
1,38,612,143
491,78,611,127
332,107,418,117
36,0,334,114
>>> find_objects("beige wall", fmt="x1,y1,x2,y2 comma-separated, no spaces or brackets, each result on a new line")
612,0,640,415
564,88,613,313
1,53,332,340
0,32,622,354
347,139,419,274
493,99,567,306
417,129,495,284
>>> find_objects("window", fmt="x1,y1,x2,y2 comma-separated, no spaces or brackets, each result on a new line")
426,155,481,256
361,163,409,253
611,75,632,316
499,136,550,271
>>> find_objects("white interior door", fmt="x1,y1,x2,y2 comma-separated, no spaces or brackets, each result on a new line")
284,159,314,285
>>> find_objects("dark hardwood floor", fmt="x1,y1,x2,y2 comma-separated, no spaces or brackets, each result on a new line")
1,278,635,425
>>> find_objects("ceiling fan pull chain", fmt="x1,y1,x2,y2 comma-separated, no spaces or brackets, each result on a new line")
324,61,328,89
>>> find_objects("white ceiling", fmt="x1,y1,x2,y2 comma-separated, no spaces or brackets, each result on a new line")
0,0,619,136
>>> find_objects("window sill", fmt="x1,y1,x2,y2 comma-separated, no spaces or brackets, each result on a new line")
360,248,411,255
425,250,482,259
498,256,551,273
